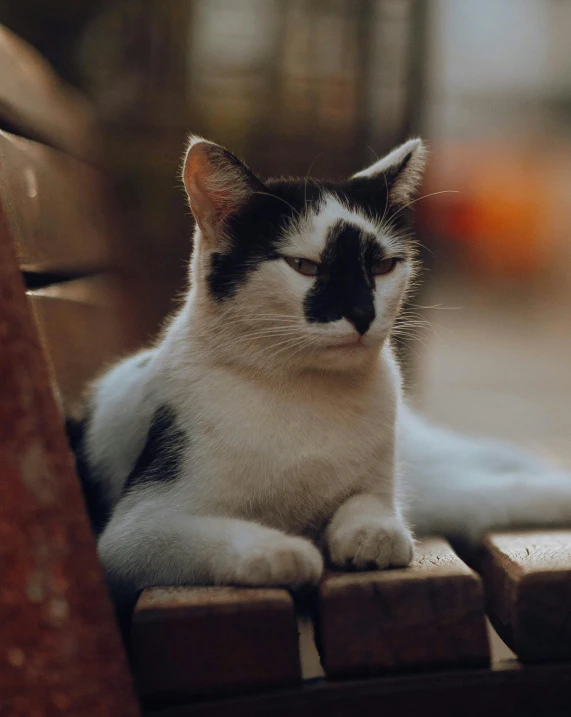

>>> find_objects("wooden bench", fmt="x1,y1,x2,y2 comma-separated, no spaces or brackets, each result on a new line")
1,36,571,717
130,534,571,716
0,131,141,713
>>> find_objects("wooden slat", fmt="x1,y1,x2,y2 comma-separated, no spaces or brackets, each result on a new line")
27,275,135,407
316,537,490,678
0,25,97,161
146,660,571,717
479,531,571,662
0,191,139,715
0,130,115,272
132,587,302,706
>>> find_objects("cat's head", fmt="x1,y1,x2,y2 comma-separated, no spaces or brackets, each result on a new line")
181,136,426,373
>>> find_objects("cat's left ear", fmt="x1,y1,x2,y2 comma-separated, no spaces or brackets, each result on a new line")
351,138,427,206
182,136,264,241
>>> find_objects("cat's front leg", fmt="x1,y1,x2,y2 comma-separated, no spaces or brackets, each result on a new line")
98,497,323,601
325,493,414,570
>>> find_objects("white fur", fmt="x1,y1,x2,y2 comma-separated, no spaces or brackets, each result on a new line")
401,406,571,543
353,138,427,205
90,298,408,594
287,193,407,260
84,138,571,599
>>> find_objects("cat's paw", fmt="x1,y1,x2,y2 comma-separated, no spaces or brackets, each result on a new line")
231,535,324,588
328,517,414,570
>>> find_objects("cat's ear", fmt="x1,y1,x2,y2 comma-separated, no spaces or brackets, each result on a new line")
351,138,427,206
182,136,263,239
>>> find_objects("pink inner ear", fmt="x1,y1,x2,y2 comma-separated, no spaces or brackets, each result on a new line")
184,145,243,228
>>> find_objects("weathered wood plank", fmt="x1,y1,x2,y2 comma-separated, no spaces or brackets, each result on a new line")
479,530,571,661
145,660,571,717
132,587,301,706
0,193,139,715
0,25,98,161
0,130,114,272
316,537,490,678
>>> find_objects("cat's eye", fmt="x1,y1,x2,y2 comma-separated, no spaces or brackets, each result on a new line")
284,256,320,276
372,257,400,276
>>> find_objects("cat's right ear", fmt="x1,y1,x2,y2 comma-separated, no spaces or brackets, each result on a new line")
182,137,263,243
351,138,427,207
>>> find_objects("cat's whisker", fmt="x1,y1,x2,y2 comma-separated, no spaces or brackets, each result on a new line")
211,318,303,333
267,336,320,363
253,312,306,319
226,330,299,344
391,190,460,220
248,332,312,355
408,238,436,258
393,338,423,360
212,320,317,345
395,320,432,333
247,333,317,363
284,340,328,358
213,312,306,325
304,154,321,209
409,303,462,311
394,330,429,340
393,327,428,340
379,172,390,229
212,304,303,324
395,322,432,333
232,315,304,323
214,320,301,331
393,320,432,336
393,331,431,350
398,313,457,340
366,146,380,162
214,329,306,352
393,321,431,335
212,325,309,343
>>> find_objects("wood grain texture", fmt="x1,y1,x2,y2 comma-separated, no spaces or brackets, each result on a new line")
0,130,114,272
316,537,490,678
0,203,139,715
145,659,571,717
132,586,302,706
27,275,137,407
479,531,571,661
0,25,97,161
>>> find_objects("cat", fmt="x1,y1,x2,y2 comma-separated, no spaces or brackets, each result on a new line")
75,135,571,606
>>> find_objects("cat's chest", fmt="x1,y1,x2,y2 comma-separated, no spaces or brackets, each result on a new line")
176,369,394,528
188,371,381,456
203,384,343,451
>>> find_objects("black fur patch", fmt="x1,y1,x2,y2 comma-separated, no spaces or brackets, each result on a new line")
123,405,186,491
208,179,324,300
303,221,382,334
207,171,411,303
65,416,112,536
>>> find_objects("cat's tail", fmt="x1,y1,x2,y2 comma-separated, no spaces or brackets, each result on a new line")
400,406,571,545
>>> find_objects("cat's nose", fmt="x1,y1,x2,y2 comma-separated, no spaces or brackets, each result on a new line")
345,304,375,335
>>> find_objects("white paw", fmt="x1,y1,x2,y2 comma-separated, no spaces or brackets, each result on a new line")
328,518,414,570
231,535,324,588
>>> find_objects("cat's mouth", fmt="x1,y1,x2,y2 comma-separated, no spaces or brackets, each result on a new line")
324,336,365,350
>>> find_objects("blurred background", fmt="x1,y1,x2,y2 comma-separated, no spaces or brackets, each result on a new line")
1,0,570,466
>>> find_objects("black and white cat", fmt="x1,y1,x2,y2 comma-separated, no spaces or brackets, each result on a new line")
78,136,571,603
